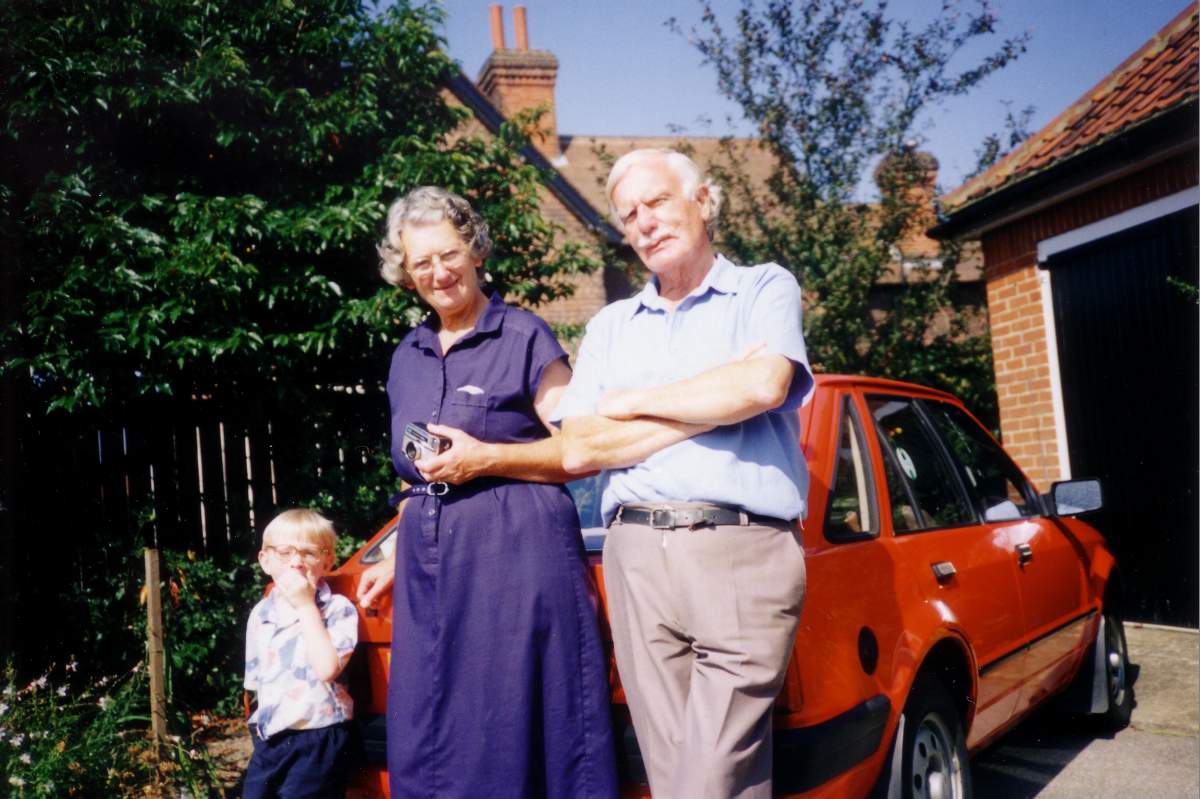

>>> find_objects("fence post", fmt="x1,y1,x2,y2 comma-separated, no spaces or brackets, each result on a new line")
144,548,167,749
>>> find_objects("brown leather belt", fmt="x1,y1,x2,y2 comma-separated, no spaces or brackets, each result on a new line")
616,505,787,530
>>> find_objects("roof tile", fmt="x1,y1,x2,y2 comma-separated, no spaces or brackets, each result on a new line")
942,3,1198,211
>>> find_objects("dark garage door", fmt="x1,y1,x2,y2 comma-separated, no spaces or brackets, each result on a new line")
1045,206,1199,627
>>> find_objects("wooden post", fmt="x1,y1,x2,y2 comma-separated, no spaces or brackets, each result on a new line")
144,548,167,748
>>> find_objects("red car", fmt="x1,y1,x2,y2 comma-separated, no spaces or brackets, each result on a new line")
326,375,1130,799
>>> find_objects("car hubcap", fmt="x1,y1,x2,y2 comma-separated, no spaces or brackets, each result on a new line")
1106,619,1127,707
912,713,961,799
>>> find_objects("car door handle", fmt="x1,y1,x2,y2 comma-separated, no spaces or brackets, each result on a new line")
1015,542,1034,567
931,561,957,582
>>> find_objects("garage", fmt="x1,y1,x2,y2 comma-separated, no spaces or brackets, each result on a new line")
931,6,1198,625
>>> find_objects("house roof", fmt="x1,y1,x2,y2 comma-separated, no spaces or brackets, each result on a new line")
444,72,624,245
940,2,1198,214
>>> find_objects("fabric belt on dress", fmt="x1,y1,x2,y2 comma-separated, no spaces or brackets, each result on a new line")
390,482,450,507
615,504,787,530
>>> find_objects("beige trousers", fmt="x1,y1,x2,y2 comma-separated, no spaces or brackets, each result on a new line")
603,507,806,799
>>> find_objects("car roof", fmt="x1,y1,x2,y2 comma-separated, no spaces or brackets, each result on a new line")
814,373,959,403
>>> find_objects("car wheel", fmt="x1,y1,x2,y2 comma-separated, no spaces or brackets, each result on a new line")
1097,610,1133,729
901,675,972,799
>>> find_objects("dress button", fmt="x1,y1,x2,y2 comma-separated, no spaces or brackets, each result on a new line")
427,509,436,517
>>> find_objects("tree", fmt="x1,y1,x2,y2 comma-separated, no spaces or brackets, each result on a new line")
1,0,592,414
0,0,597,668
0,0,595,507
673,0,1031,424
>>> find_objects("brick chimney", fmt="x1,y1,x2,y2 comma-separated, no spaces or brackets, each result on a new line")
476,5,561,161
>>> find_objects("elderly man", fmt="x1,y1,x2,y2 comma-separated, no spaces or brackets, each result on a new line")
553,148,813,799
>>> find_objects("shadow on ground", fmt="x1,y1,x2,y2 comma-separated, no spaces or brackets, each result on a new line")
972,663,1141,799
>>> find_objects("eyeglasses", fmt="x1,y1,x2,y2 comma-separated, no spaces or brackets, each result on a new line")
263,544,327,563
407,248,470,277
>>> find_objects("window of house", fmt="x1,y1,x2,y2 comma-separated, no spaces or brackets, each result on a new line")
868,396,974,532
922,401,1040,522
824,398,879,541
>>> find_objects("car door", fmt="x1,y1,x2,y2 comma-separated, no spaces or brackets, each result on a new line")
921,400,1094,714
865,394,1029,748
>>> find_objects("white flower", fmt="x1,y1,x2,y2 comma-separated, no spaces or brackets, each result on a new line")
98,696,111,710
65,661,78,672
0,702,7,716
29,676,47,691
56,686,67,698
2,685,14,697
18,753,30,764
11,733,25,747
0,728,7,741
8,775,24,787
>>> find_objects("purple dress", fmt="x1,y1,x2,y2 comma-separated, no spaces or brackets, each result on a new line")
385,293,618,799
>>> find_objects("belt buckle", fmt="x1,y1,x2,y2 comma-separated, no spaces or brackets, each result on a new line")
428,482,449,496
650,508,674,529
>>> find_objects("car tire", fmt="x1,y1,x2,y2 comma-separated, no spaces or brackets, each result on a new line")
1095,609,1133,730
901,674,972,799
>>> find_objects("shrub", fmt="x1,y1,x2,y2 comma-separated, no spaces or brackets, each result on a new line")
0,662,222,798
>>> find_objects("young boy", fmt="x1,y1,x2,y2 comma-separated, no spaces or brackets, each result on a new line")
243,509,359,799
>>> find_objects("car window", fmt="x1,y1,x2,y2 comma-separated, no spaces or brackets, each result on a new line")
922,401,1040,522
568,476,604,529
824,398,878,540
868,396,974,532
360,522,398,564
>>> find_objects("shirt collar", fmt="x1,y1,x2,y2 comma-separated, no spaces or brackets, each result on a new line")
410,291,506,352
630,254,739,319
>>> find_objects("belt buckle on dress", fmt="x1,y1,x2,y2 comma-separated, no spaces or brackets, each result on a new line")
650,508,674,529
428,482,449,496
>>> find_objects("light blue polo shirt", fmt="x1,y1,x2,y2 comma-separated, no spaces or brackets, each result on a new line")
552,255,813,525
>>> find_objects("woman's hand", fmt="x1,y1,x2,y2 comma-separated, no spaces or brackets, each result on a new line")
415,424,492,485
356,556,395,609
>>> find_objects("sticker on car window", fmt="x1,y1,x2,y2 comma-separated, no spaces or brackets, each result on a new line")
895,447,918,480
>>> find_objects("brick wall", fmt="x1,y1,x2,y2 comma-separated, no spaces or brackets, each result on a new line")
981,150,1198,488
986,265,1060,487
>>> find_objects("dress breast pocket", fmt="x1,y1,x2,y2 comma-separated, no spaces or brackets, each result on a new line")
444,392,489,441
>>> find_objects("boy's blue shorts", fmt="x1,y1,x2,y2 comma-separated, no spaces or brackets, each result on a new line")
242,721,354,799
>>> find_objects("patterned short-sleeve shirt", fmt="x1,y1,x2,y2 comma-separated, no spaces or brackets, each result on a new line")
244,580,358,739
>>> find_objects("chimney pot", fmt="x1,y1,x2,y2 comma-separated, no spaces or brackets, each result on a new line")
514,6,529,50
489,5,506,50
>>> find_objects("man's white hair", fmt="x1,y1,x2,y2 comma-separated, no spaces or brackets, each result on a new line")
604,148,723,238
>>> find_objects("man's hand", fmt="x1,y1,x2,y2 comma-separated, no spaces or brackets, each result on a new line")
415,424,492,485
273,568,318,609
356,557,395,609
596,389,643,420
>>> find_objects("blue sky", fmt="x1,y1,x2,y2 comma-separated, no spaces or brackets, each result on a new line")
435,0,1191,195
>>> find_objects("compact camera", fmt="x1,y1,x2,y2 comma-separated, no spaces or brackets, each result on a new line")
402,422,450,462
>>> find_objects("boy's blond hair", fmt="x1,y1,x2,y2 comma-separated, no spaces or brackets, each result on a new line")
261,508,337,554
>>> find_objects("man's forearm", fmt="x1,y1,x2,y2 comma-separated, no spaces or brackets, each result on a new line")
600,355,795,426
561,415,713,474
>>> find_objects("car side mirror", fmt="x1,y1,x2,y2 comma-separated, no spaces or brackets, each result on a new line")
1044,478,1104,516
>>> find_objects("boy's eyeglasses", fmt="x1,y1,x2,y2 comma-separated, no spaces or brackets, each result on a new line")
263,545,327,563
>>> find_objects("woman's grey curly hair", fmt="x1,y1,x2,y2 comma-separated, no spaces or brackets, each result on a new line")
378,186,493,287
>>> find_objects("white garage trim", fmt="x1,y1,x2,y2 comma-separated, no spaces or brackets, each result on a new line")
1037,187,1200,263
1037,269,1072,482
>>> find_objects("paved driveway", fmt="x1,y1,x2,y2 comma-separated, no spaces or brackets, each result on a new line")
973,623,1199,798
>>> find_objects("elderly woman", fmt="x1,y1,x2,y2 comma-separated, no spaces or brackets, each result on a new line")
356,186,617,799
